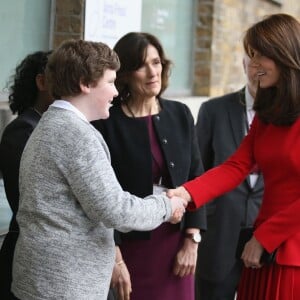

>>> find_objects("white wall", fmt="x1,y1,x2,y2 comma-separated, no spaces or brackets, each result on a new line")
173,96,208,123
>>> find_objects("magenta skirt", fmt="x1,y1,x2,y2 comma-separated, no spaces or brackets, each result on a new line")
237,263,300,300
120,223,194,300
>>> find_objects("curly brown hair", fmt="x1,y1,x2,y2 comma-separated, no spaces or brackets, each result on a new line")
8,51,52,115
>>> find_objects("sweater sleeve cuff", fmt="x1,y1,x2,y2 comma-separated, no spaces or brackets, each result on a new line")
162,195,172,221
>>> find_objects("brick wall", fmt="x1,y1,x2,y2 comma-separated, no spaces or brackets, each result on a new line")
193,0,214,96
194,0,300,97
52,0,85,49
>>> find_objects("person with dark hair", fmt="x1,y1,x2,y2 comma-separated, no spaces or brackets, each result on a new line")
194,54,264,300
168,13,300,300
10,39,186,300
0,50,53,299
92,32,206,300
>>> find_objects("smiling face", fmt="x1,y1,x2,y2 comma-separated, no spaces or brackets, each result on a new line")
243,55,259,98
248,50,280,89
89,69,118,120
128,44,162,100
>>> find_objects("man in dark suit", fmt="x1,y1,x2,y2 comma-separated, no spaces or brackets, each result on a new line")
195,56,264,300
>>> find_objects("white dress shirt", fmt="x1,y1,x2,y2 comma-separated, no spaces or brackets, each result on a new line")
245,86,258,188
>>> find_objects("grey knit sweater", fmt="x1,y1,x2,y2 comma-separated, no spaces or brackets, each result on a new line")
12,106,171,300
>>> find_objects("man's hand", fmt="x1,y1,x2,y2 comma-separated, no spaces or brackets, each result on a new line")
168,196,187,224
167,186,192,203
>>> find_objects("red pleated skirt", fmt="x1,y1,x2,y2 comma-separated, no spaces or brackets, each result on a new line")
237,263,300,300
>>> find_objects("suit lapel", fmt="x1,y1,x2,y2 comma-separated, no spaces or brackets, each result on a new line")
227,89,246,148
227,88,255,189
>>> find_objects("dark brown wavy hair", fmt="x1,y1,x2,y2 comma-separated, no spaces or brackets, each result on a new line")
243,14,300,125
113,32,172,102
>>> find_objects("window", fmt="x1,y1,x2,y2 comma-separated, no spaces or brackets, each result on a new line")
0,0,52,100
84,0,196,97
0,0,52,235
141,0,195,96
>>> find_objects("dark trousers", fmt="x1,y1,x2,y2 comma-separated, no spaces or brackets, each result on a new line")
0,232,19,300
196,262,242,300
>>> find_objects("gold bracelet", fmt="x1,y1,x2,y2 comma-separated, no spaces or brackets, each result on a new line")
116,259,124,265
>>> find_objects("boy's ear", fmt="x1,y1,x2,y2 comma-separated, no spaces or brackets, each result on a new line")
79,80,91,94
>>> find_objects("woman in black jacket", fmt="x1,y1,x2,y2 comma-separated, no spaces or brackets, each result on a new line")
0,50,52,299
92,32,206,300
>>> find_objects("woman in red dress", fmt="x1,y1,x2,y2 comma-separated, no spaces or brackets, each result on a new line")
168,13,300,300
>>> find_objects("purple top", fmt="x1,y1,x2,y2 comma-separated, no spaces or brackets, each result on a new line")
144,115,169,185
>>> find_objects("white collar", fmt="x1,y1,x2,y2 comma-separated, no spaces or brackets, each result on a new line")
50,100,89,123
245,85,254,111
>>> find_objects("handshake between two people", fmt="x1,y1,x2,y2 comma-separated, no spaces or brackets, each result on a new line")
166,186,192,224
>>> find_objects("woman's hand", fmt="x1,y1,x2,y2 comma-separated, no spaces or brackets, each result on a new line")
241,235,264,269
111,260,132,300
111,246,132,300
168,196,187,224
167,186,192,202
173,235,198,277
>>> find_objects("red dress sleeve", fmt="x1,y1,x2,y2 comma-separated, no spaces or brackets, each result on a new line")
184,117,259,209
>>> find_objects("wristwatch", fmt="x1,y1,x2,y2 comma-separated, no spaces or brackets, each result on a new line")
185,232,201,243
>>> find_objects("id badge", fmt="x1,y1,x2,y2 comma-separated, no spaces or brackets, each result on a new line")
153,184,167,195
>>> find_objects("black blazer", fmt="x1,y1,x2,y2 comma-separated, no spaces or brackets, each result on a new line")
0,108,41,297
195,89,264,282
92,98,207,241
0,108,40,231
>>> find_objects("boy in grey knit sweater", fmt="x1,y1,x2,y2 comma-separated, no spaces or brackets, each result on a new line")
11,40,186,300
